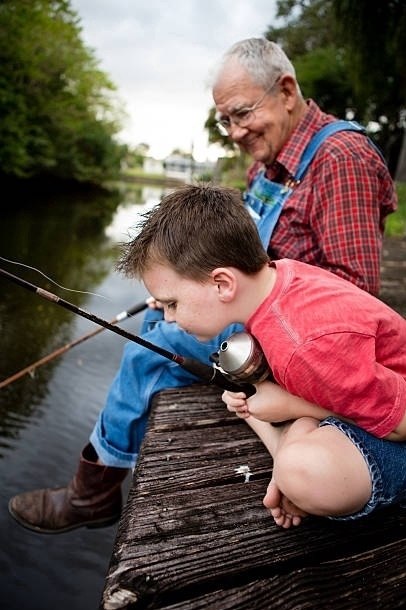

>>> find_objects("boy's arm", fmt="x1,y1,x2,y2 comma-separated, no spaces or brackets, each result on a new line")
384,412,406,441
223,380,340,423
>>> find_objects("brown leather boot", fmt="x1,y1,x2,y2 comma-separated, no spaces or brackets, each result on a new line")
8,443,129,534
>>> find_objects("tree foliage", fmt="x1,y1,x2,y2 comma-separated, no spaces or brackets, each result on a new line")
0,0,126,184
333,0,405,105
265,0,353,116
331,0,406,175
265,0,406,173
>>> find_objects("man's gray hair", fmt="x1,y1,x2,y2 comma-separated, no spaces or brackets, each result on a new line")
210,37,297,91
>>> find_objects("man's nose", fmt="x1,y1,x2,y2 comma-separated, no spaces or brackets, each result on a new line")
228,122,248,141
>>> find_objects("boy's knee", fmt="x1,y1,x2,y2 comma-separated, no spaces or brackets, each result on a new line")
274,441,335,513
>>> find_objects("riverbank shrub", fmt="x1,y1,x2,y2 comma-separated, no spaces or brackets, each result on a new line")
386,182,406,236
0,0,126,186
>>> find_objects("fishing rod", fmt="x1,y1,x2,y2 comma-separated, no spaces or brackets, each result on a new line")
0,267,256,396
0,300,149,389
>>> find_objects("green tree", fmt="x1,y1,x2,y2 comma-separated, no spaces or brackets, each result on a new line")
0,0,126,184
124,144,150,169
332,0,405,106
266,0,338,57
265,0,354,117
331,0,406,178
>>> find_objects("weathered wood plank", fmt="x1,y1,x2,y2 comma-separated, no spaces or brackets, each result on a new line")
155,538,406,609
101,385,405,609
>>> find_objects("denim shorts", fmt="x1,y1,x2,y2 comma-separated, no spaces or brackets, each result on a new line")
319,416,406,521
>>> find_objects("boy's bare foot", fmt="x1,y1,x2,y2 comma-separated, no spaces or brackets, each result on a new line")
263,478,308,528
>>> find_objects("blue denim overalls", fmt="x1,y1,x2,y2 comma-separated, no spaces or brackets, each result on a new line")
90,120,368,467
244,120,367,248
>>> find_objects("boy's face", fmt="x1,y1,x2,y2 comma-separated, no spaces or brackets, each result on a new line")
143,263,229,341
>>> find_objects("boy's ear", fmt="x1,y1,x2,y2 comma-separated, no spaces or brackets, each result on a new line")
210,268,237,302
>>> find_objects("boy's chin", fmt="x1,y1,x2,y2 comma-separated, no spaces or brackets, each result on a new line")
181,326,218,342
192,332,217,343
195,334,214,343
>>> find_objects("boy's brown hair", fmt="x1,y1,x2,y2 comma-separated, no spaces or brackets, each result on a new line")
117,183,269,281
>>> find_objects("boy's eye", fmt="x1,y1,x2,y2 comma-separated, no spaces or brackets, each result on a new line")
167,302,177,311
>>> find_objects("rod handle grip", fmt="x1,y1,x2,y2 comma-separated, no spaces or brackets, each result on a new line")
126,301,149,317
211,368,256,396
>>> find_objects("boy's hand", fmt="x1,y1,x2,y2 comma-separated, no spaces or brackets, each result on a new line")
222,380,292,422
222,389,251,419
223,381,336,423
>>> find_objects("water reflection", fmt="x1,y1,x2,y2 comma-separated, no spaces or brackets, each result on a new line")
0,182,165,610
1,190,119,450
105,185,162,242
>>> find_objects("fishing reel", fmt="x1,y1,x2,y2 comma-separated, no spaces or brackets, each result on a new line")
210,331,271,385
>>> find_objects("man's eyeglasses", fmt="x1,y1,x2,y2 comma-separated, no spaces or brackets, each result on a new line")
216,78,280,137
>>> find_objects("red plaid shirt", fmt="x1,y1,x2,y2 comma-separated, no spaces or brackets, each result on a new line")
247,100,397,295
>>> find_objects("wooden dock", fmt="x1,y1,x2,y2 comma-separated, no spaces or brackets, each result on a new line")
101,237,406,610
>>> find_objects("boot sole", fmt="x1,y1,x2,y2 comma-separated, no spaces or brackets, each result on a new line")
8,500,120,534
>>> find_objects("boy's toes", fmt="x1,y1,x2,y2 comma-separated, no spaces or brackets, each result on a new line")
263,478,281,509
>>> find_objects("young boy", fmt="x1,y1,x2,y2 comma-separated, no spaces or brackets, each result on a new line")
117,183,406,529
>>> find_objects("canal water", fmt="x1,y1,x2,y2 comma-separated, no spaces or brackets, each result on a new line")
0,183,167,610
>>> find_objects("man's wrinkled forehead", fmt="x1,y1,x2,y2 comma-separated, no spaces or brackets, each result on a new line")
213,64,258,113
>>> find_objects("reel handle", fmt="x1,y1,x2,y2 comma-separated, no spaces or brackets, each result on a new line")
211,367,256,397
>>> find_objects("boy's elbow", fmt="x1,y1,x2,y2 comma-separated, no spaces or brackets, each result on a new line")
384,413,406,441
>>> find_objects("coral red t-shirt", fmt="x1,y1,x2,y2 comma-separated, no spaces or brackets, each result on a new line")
246,259,406,437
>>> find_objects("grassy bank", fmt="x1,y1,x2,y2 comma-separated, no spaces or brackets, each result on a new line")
386,182,406,236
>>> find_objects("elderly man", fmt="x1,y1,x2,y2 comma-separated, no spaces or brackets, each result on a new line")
9,38,396,533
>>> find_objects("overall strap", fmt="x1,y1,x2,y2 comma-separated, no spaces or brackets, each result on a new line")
295,120,367,181
245,120,383,250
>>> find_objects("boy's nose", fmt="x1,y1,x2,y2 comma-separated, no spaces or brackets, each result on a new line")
164,310,176,323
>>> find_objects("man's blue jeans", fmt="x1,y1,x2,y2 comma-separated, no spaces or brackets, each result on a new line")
90,308,243,467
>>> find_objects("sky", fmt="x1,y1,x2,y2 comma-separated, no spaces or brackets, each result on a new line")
71,0,278,161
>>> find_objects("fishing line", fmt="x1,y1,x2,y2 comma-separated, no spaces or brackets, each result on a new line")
0,255,110,301
0,266,256,397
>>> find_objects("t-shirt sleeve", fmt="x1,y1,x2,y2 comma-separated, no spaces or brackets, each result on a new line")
282,331,406,437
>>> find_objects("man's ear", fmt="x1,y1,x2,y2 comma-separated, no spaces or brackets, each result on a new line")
278,74,297,111
210,268,237,302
